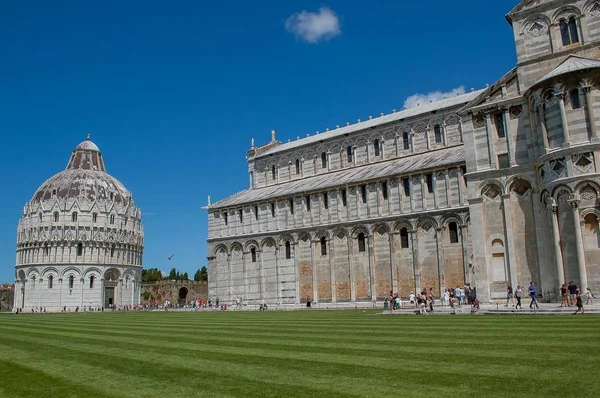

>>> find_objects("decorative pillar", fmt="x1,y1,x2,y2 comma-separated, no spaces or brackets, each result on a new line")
366,141,371,163
390,232,398,294
435,227,445,296
444,170,451,207
410,229,420,294
425,127,431,150
537,105,550,150
420,175,426,210
442,123,448,146
501,194,518,291
556,89,571,147
329,238,336,303
485,112,496,168
310,240,317,303
582,82,599,142
394,133,400,157
367,235,376,301
348,237,356,302
293,242,300,304
459,225,469,285
327,151,331,171
259,248,264,302
458,120,464,143
409,177,414,212
80,277,84,309
275,245,281,305
503,107,515,166
227,253,232,303
352,146,357,167
568,197,588,292
457,168,464,206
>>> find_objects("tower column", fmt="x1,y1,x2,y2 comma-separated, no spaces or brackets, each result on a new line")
557,89,571,147
568,197,588,292
548,199,565,289
582,82,599,142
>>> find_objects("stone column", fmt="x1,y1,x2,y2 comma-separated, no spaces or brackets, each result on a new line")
390,232,398,294
131,279,136,306
442,123,448,146
352,146,357,166
582,82,599,142
445,170,451,207
501,194,518,291
293,242,300,304
366,141,371,163
547,198,565,287
503,108,515,166
259,249,264,302
311,240,317,303
568,197,588,292
410,229,420,294
425,127,431,150
275,245,281,305
435,227,445,296
537,105,550,150
367,235,376,301
557,89,571,147
394,133,400,157
457,168,464,206
80,277,84,309
460,225,469,285
420,175,426,210
329,238,336,303
327,151,331,171
408,177,414,212
227,253,232,303
485,112,496,168
348,237,356,302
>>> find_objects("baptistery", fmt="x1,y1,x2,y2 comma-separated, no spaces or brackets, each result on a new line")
14,135,144,311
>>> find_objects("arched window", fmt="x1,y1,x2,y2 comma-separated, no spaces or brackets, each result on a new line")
68,275,74,289
295,159,300,174
373,139,380,157
48,275,53,289
52,189,57,197
251,247,257,263
72,212,78,222
584,213,600,249
400,228,409,248
434,124,443,143
560,17,579,46
39,213,42,222
109,192,114,201
285,241,291,260
77,243,83,256
357,233,366,252
320,237,327,255
90,275,95,289
570,88,581,109
347,145,353,163
53,212,59,222
110,245,115,258
110,214,115,225
448,222,459,244
321,152,327,169
271,165,276,181
403,131,410,150
92,213,98,222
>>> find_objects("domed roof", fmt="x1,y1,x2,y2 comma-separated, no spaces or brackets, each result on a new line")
30,135,132,205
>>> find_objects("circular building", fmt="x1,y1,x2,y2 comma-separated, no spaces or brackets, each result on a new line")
14,135,144,312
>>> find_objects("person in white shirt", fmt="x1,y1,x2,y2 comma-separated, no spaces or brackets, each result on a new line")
443,290,450,306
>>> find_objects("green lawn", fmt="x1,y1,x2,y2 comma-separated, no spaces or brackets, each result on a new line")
0,310,598,397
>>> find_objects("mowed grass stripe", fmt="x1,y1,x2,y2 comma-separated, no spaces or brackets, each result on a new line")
1,312,599,397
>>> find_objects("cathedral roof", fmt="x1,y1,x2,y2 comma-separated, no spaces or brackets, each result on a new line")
30,136,132,205
211,145,465,209
254,90,484,158
533,56,600,88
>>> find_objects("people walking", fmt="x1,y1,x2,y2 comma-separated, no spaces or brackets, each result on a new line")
586,288,596,305
568,282,577,306
514,285,522,309
573,290,584,315
560,284,569,307
443,290,450,306
505,283,514,307
528,281,539,309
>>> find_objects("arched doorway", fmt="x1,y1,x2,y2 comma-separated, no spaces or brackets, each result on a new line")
104,268,121,308
178,287,188,305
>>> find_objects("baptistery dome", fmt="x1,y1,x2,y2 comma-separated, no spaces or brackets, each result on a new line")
14,136,144,312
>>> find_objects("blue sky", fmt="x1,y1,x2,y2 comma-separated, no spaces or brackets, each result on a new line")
0,0,518,282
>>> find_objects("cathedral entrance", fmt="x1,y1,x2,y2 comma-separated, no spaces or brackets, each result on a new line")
178,287,188,305
104,287,115,307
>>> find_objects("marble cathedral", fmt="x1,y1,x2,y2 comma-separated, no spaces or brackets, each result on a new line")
206,0,600,304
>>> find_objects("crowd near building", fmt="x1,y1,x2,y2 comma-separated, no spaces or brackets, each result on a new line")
206,0,600,304
13,136,144,312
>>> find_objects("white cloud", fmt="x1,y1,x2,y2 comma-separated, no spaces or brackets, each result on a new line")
285,7,341,43
403,86,466,109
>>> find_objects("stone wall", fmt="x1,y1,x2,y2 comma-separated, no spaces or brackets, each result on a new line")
141,280,208,305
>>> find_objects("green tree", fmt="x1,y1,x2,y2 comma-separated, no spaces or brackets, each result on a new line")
200,266,208,281
182,272,189,280
168,268,177,280
142,268,163,283
194,269,202,281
